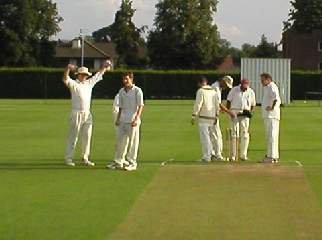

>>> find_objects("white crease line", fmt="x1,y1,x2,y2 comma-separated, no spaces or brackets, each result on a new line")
295,161,302,167
289,160,303,167
161,158,174,166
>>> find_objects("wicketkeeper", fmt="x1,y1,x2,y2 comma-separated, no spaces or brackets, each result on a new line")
226,78,256,161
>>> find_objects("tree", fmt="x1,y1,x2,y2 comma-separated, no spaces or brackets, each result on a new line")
0,0,62,66
284,0,322,33
93,0,147,69
252,34,278,58
147,0,223,70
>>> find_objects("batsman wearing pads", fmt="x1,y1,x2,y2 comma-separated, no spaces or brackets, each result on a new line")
191,76,234,162
63,61,112,166
226,78,256,161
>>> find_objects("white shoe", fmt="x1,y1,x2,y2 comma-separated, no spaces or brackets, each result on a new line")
66,159,75,166
196,158,211,162
106,162,124,169
81,159,95,166
124,163,137,171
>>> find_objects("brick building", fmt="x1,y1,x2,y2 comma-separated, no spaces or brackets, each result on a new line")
282,29,322,70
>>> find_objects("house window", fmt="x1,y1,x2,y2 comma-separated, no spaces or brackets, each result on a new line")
318,62,322,71
318,41,322,51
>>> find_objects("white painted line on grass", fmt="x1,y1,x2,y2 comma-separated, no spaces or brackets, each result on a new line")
295,161,303,167
161,158,174,166
288,160,303,167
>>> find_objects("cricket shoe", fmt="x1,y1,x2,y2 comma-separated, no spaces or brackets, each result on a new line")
241,157,250,161
106,161,129,170
258,156,278,163
196,158,211,162
211,156,226,161
124,162,137,171
66,159,75,166
81,159,95,166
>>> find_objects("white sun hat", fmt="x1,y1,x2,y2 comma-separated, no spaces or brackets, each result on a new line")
75,67,92,76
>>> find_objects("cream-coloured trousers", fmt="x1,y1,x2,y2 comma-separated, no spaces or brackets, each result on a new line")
212,119,223,158
264,118,280,159
65,111,92,161
114,122,140,164
229,116,250,159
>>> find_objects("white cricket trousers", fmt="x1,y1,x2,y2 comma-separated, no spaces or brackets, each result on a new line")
212,119,223,158
230,116,250,159
198,123,216,161
65,111,92,161
114,122,140,164
264,118,280,159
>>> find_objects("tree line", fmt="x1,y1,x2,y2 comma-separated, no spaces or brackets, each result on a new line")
0,0,320,69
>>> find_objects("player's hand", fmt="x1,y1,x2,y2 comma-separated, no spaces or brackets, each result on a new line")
191,118,195,125
228,111,236,119
266,106,273,111
115,120,120,126
66,64,76,70
131,119,138,127
105,60,112,68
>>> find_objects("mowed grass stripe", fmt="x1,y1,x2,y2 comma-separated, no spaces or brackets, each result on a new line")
108,165,322,240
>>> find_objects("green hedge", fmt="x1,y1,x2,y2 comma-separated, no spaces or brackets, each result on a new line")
0,68,321,100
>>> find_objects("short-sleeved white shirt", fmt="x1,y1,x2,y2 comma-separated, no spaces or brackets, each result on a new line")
261,82,281,120
118,85,144,123
65,72,103,111
227,85,256,111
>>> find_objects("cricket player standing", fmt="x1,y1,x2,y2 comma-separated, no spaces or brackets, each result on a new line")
258,73,281,163
226,78,256,161
107,72,144,171
211,75,234,161
191,76,233,162
63,61,112,166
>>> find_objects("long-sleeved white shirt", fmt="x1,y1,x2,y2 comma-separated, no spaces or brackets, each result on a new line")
192,85,220,124
65,72,103,111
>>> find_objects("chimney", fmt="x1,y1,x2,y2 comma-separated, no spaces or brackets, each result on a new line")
72,38,81,49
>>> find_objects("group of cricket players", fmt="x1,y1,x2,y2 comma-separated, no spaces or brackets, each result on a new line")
192,73,281,163
62,60,281,170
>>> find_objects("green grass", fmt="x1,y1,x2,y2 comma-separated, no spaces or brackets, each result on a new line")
1,99,322,239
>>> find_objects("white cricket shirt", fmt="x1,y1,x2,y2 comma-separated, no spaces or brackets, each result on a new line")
211,81,222,103
227,85,256,111
261,81,281,120
192,85,220,124
65,72,103,111
118,85,144,123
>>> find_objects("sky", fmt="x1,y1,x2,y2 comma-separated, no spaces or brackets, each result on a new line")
52,0,292,49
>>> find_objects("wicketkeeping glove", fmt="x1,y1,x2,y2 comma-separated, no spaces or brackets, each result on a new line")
238,110,253,118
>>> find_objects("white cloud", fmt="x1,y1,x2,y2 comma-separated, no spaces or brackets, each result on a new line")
218,25,243,37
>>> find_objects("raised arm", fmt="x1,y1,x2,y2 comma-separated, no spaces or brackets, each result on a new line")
98,60,113,75
63,64,76,85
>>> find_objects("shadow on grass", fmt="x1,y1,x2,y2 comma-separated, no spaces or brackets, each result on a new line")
0,159,164,170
